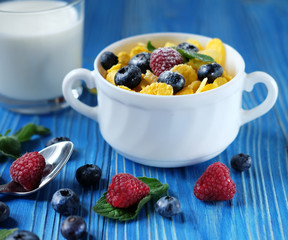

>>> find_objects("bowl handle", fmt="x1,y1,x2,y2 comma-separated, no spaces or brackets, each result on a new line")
62,68,99,121
240,71,278,126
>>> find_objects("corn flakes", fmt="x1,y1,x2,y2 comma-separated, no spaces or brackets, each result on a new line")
106,63,121,85
130,43,149,58
101,37,233,96
176,85,194,95
199,49,222,66
186,58,205,71
213,77,227,87
186,39,204,50
117,52,130,66
205,38,225,66
140,82,173,95
164,42,176,48
189,80,201,92
118,85,134,91
142,70,158,84
134,77,151,92
196,78,208,93
170,64,198,86
201,83,217,92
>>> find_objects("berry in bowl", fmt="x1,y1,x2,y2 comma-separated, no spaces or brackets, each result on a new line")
62,32,278,167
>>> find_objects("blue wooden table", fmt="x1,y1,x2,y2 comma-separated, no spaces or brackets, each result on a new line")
1,0,288,239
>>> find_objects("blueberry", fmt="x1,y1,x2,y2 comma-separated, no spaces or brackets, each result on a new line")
0,201,9,222
46,137,71,147
100,51,118,70
197,63,223,83
157,71,185,93
61,215,87,240
76,164,102,187
51,188,80,216
6,230,39,240
129,52,151,74
231,153,252,171
176,42,199,53
155,196,181,218
114,65,142,89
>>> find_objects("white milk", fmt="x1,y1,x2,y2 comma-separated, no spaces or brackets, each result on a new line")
0,1,83,101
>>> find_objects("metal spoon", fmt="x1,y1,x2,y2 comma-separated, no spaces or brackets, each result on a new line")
0,141,74,195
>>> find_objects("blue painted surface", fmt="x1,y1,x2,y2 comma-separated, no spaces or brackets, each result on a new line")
0,0,288,239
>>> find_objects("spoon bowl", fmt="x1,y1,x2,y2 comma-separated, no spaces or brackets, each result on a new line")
0,141,74,195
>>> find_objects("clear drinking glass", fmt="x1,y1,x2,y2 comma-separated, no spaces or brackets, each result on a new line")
0,0,84,114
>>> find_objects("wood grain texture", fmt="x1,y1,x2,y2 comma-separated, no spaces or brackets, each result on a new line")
0,0,287,239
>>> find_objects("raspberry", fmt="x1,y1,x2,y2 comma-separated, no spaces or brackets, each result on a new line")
106,173,150,208
194,162,236,201
9,152,46,191
150,47,183,76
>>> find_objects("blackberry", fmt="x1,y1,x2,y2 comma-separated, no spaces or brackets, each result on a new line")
0,201,9,222
231,153,252,171
129,52,151,74
155,196,181,218
46,137,71,147
6,230,39,240
157,71,185,93
100,51,118,70
197,63,223,83
114,65,142,89
51,188,80,216
61,215,87,240
176,42,199,53
76,164,102,187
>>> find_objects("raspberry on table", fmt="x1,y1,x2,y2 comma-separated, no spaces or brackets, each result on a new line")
194,162,236,201
9,152,46,191
150,47,183,76
106,173,150,208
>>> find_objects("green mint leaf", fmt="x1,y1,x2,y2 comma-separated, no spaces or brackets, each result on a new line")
0,228,18,240
93,193,152,221
13,123,50,143
0,135,21,159
92,177,168,221
4,129,11,136
147,41,156,51
177,48,215,63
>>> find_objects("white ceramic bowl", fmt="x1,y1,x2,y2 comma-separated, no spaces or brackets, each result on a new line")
62,32,278,167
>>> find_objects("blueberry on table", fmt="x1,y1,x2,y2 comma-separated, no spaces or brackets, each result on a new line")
61,215,87,240
0,201,9,222
129,52,151,74
46,136,71,147
51,188,80,216
6,230,40,240
114,65,142,89
157,71,185,93
231,153,252,171
100,51,118,70
155,196,181,217
197,63,223,83
176,42,199,53
76,164,102,187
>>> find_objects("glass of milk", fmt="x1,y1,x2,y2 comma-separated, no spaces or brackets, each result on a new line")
0,0,84,114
